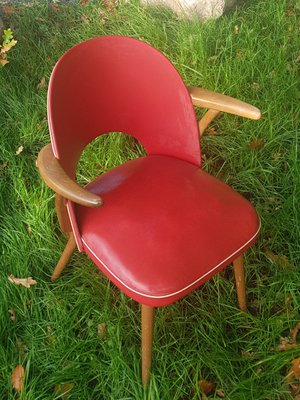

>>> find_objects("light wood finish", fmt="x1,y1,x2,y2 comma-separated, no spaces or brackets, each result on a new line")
37,144,103,208
233,254,247,312
188,86,261,120
55,194,72,234
141,305,155,386
199,109,221,136
51,233,77,282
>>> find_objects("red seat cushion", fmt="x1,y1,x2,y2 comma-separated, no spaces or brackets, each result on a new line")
75,156,260,306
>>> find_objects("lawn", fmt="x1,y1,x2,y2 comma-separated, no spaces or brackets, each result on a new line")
0,0,299,399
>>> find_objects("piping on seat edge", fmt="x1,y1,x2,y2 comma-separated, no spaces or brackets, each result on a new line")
81,218,261,300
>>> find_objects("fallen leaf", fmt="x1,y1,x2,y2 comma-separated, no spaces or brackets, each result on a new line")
37,77,47,90
241,351,254,358
97,323,107,338
277,343,298,351
2,4,13,15
287,358,300,384
291,323,300,344
49,3,61,12
54,383,74,398
11,365,24,393
265,250,294,269
198,379,215,395
8,275,37,288
0,58,9,66
8,308,16,321
207,127,217,136
234,25,239,34
15,145,24,155
216,389,225,398
80,0,90,5
102,0,116,12
248,138,265,150
81,15,90,24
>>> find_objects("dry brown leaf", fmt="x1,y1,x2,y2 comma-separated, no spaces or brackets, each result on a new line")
198,379,215,395
15,145,24,155
291,323,300,344
37,77,47,90
287,358,300,384
0,161,8,169
207,127,217,136
8,308,16,321
216,389,225,398
80,0,90,5
277,343,299,351
241,351,254,358
8,275,37,288
2,4,13,15
49,3,61,12
265,250,294,269
97,323,107,338
81,15,90,24
234,25,239,34
54,383,74,398
248,138,265,150
102,0,116,12
0,58,9,66
11,365,24,392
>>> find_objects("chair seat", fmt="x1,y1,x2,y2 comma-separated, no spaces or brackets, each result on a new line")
75,155,260,306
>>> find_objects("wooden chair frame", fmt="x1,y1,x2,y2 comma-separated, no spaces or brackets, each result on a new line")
37,86,260,386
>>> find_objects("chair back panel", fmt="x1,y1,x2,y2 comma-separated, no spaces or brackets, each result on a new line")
48,36,201,177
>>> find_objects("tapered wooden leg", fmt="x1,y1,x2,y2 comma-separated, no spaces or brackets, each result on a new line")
141,304,155,386
51,233,76,282
233,254,247,312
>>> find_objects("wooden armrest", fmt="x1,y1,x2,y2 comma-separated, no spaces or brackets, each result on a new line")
187,86,261,120
37,144,103,208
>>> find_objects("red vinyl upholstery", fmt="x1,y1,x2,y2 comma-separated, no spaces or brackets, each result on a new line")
47,36,260,307
75,156,259,307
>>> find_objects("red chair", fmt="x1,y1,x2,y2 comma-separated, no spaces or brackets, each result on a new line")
37,36,261,385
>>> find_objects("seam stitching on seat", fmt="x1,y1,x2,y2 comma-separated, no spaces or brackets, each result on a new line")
81,218,261,300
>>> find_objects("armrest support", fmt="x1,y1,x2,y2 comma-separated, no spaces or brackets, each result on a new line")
188,86,261,120
37,144,103,208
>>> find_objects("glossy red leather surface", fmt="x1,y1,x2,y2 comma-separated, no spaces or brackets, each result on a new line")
75,156,259,306
48,36,200,178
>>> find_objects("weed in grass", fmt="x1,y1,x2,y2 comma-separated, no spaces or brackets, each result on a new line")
0,0,299,399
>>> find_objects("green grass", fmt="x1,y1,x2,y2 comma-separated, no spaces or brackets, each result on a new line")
0,0,299,398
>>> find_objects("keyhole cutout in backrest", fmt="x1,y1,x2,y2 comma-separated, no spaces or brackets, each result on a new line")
76,132,146,186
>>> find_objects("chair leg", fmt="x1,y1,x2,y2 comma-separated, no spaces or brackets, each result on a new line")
51,233,76,282
233,254,247,312
141,304,155,386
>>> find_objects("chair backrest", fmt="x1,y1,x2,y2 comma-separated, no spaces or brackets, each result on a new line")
48,36,201,178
